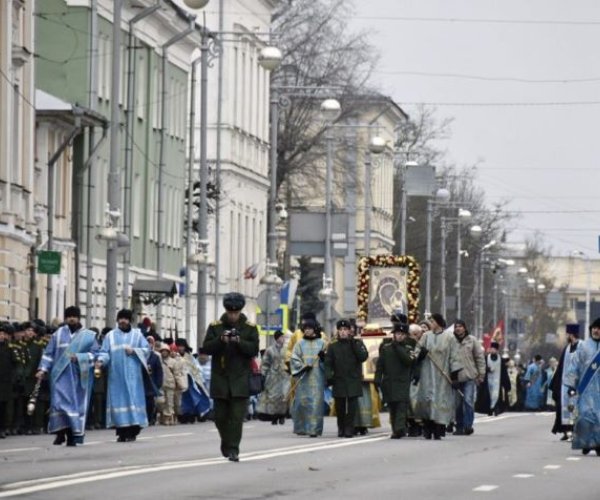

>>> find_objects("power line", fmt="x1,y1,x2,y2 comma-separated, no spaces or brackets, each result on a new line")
351,15,600,26
398,100,600,107
375,70,600,84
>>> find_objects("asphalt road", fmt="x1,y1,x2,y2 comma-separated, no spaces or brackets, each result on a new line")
0,412,596,499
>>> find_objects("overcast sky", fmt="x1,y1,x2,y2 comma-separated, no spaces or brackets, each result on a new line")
349,0,600,258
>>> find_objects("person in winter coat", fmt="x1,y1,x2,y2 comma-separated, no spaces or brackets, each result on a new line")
325,319,368,438
375,322,415,438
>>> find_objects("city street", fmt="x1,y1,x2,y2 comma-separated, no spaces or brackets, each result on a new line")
0,412,596,499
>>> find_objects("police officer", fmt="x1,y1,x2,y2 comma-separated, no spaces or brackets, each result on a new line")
202,292,259,462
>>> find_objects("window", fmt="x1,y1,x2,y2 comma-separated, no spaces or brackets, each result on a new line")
136,51,146,120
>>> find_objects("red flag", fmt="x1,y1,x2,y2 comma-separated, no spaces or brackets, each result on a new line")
483,320,504,351
243,262,259,280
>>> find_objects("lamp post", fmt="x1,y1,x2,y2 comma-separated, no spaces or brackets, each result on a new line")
477,239,496,339
320,98,342,332
424,187,450,318
455,208,472,318
399,160,417,255
364,135,386,256
572,250,591,339
469,225,482,336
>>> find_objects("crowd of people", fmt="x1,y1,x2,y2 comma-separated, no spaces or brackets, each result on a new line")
1,293,599,460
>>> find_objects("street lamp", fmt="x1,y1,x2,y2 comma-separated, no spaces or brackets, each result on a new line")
476,239,496,338
320,98,341,332
399,160,418,255
184,0,209,7
455,208,472,318
364,134,386,257
425,187,450,318
572,250,591,339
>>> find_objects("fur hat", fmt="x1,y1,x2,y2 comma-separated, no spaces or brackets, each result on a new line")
223,292,245,311
430,313,447,329
117,309,133,321
393,322,409,334
64,306,81,319
336,319,351,329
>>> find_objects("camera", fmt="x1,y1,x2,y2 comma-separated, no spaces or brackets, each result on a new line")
224,329,239,338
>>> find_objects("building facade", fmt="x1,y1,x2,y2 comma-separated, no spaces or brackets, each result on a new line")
35,0,202,331
0,0,36,321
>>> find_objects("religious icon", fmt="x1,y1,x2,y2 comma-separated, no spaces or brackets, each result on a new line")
367,267,408,328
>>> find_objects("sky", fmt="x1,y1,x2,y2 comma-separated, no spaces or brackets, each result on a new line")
348,0,600,258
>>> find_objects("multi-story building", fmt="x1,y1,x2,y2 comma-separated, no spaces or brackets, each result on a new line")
0,0,36,321
197,1,279,330
35,0,202,331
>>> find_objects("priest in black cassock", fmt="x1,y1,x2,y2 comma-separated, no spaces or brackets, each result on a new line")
551,323,581,441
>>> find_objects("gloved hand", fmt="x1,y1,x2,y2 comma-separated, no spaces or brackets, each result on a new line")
302,364,313,374
318,350,325,362
411,375,420,386
417,347,429,362
450,370,461,382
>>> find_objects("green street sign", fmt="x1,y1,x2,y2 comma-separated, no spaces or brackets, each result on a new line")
38,251,62,274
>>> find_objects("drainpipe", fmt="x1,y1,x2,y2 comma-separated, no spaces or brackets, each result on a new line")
86,0,99,324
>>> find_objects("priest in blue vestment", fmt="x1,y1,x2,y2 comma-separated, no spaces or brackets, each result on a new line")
524,355,546,410
96,309,150,442
564,317,600,456
37,306,98,446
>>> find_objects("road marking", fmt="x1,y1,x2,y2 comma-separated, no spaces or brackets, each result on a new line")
154,432,195,439
566,457,581,461
473,485,499,492
0,447,40,454
0,433,389,498
544,465,561,470
513,474,534,478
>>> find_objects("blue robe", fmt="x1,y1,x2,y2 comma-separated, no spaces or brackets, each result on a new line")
564,337,600,450
290,337,326,436
97,328,150,428
524,362,545,410
39,326,98,441
180,353,211,417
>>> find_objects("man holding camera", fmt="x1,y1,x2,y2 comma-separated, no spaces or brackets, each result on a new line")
325,319,368,438
202,292,259,462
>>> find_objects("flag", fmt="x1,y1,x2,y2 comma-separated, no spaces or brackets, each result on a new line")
243,262,260,280
483,320,504,351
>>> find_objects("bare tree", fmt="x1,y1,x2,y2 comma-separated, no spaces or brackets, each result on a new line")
272,0,380,202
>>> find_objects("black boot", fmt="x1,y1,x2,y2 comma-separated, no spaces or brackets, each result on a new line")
53,430,66,445
423,420,433,440
433,424,443,440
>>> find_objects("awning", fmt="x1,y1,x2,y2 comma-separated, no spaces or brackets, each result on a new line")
132,279,178,305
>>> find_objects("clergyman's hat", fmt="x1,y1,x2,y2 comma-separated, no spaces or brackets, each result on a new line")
566,323,580,337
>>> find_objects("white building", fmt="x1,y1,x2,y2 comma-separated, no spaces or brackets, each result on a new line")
187,0,279,332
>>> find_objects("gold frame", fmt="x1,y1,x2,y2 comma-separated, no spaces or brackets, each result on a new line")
360,335,391,382
357,255,420,325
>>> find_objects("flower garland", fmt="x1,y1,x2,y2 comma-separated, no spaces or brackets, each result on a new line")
357,254,421,324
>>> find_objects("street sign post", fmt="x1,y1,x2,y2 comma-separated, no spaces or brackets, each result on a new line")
37,251,61,274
